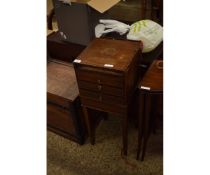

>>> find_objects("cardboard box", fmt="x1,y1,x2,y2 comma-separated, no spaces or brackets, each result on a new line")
53,0,120,45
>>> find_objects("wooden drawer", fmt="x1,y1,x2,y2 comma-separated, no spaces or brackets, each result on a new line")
81,98,126,114
77,80,124,97
47,93,70,109
73,38,141,154
47,103,76,135
79,89,125,105
75,66,124,88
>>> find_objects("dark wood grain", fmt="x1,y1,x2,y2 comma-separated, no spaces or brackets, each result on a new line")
47,103,76,135
75,66,124,88
137,60,163,160
76,38,141,71
47,60,79,101
47,59,106,144
81,98,127,115
47,59,86,144
136,90,145,160
138,60,163,92
74,38,142,156
78,80,124,97
47,32,86,63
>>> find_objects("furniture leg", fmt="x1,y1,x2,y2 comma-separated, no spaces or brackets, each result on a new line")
151,95,157,134
82,106,95,145
122,111,128,156
137,92,145,160
141,94,152,161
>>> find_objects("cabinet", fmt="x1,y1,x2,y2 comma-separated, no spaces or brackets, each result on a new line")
73,38,142,155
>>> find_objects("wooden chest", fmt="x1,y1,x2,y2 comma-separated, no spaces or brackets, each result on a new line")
47,32,86,63
73,38,141,114
47,59,105,144
47,59,86,144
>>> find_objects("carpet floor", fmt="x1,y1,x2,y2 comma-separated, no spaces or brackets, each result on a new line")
47,117,163,175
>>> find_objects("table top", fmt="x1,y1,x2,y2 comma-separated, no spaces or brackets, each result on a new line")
47,59,79,101
138,60,163,93
75,38,141,72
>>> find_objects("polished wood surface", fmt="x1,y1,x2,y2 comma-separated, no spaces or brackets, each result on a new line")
47,59,106,144
47,32,86,63
137,60,163,160
47,59,86,144
47,103,76,135
78,80,124,96
75,66,124,87
74,38,142,155
47,60,79,101
138,60,163,92
77,38,140,71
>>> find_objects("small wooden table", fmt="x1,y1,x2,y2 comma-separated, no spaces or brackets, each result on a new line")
73,38,141,156
137,60,163,160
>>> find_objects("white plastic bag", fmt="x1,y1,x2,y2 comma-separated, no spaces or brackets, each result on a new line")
95,24,106,38
95,19,130,37
99,19,130,35
127,20,163,53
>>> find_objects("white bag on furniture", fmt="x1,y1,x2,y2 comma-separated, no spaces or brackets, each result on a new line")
127,20,163,53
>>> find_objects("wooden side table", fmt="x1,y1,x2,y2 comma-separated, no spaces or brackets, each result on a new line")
137,60,163,160
73,38,141,156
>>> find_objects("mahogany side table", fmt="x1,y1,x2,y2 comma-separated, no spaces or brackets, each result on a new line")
137,60,163,160
73,38,141,156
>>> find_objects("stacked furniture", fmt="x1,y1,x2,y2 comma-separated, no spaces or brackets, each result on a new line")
47,0,163,155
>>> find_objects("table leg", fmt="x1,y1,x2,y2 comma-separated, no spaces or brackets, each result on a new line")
82,106,95,145
122,111,128,156
141,93,152,161
137,92,145,160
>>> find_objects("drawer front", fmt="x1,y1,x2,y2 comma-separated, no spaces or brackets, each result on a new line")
47,103,76,135
75,66,124,88
79,89,125,105
47,93,70,109
81,98,126,115
78,80,124,97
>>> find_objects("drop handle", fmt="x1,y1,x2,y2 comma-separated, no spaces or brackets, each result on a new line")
97,79,101,84
98,85,102,91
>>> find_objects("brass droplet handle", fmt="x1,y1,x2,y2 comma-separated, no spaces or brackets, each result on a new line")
97,79,101,84
98,85,102,91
